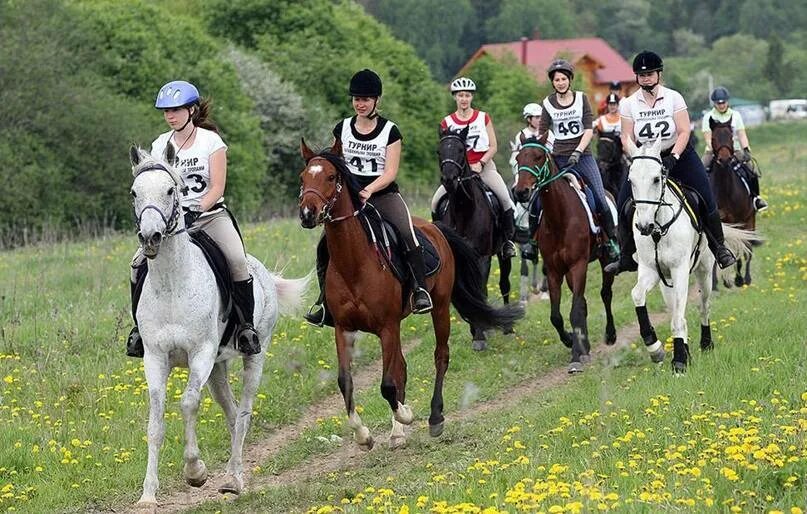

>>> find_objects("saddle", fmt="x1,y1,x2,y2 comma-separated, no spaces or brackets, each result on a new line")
665,179,703,231
528,171,615,238
434,178,504,236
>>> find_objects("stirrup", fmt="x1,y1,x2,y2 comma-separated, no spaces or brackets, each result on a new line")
501,240,516,259
304,304,326,327
126,326,144,358
604,253,637,275
412,287,433,314
237,324,261,355
753,197,768,212
715,246,736,269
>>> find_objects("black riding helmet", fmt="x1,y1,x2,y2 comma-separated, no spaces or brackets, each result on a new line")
632,51,664,73
349,69,382,97
547,59,574,81
710,86,730,103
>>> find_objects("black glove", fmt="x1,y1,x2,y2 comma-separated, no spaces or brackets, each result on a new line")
568,149,582,166
184,209,202,228
661,154,678,172
742,147,752,162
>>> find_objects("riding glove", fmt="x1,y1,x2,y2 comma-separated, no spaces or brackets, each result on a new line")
568,150,582,166
661,154,678,172
184,209,202,228
742,147,752,162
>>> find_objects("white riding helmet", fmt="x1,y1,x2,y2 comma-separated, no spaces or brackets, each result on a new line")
522,102,542,118
450,77,476,93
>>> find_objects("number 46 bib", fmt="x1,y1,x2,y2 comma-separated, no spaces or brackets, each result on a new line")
543,93,584,141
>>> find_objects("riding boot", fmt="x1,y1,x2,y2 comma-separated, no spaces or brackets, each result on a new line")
704,209,737,269
598,204,620,263
748,174,768,211
126,279,144,358
406,247,433,314
304,237,333,327
233,277,261,355
604,203,637,274
500,208,517,259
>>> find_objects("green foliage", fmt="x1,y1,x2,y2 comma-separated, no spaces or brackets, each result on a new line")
485,0,575,42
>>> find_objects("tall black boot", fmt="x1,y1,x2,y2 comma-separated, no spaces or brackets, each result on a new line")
500,208,517,259
598,204,620,263
233,277,261,355
704,209,736,269
126,264,147,358
304,237,333,327
407,247,433,314
604,203,637,274
748,174,768,211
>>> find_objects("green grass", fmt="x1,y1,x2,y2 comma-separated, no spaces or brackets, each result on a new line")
0,121,805,513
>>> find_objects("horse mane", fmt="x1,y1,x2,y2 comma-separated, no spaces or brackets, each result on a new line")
131,147,184,187
315,150,364,212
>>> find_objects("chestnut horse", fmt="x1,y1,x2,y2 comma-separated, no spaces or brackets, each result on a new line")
513,135,617,373
298,139,523,449
708,120,757,287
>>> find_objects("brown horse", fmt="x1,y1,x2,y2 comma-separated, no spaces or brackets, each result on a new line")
298,139,523,449
708,120,757,286
513,134,617,373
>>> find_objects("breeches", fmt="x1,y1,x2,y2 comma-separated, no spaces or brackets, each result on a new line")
555,153,608,212
369,192,419,251
431,160,516,212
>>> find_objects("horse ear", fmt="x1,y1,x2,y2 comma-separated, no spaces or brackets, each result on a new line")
624,136,638,157
300,138,315,162
129,145,141,166
164,143,176,166
330,137,343,157
538,131,548,144
460,125,469,139
519,132,527,145
709,117,717,130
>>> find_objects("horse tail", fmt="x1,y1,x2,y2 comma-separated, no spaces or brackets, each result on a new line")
435,222,525,332
269,271,312,315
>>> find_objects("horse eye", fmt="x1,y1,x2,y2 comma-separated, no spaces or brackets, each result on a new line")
653,177,660,184
327,174,336,182
130,189,137,198
167,187,174,195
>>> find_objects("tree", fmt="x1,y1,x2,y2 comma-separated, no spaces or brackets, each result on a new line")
485,0,575,43
764,36,789,96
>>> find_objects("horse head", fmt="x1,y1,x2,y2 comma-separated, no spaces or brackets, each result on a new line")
596,132,622,169
298,138,361,228
709,120,734,165
129,145,186,259
513,132,551,203
625,136,667,236
437,125,470,195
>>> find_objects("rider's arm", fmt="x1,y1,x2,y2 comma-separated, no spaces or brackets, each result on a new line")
479,118,497,165
620,117,634,153
671,109,690,157
738,128,750,150
701,115,712,151
198,148,226,212
576,96,594,152
364,140,401,194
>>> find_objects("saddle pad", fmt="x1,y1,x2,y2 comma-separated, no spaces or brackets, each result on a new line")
666,180,701,231
188,232,238,348
563,175,617,234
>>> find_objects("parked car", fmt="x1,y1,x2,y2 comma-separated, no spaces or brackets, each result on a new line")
769,99,807,121
733,104,766,127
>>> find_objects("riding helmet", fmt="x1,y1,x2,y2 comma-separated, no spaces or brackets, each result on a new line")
710,86,730,103
547,59,574,80
632,51,664,73
450,76,476,93
522,102,542,118
609,80,621,90
349,69,383,97
607,93,620,104
155,81,200,109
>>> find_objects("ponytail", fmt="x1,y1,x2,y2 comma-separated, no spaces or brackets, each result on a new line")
191,98,221,136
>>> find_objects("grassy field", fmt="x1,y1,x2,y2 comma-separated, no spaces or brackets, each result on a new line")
0,122,805,513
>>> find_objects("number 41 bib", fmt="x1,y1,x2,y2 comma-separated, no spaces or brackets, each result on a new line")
543,93,584,140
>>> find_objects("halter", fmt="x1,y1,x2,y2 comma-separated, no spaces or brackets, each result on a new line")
517,142,570,190
133,163,187,236
299,157,361,224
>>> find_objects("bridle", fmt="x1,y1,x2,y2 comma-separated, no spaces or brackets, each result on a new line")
299,157,360,224
133,163,188,236
517,142,571,191
438,134,477,193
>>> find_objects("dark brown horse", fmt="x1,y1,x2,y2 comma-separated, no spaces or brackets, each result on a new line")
513,134,617,373
708,120,757,286
298,139,523,449
437,126,513,350
595,132,627,197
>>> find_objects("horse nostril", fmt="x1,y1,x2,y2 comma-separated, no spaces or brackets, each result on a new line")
150,232,163,247
137,232,145,244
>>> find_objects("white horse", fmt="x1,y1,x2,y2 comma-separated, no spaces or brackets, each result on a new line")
625,138,754,372
129,146,307,511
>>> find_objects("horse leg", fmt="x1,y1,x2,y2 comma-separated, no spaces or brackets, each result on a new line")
337,329,373,450
632,269,663,363
472,257,491,350
428,301,451,437
744,251,753,285
547,270,572,348
379,325,411,449
567,264,589,374
519,257,530,306
207,361,243,494
181,346,218,488
662,267,691,374
136,352,171,510
600,261,617,345
219,352,266,494
695,256,714,352
498,254,512,305
734,257,744,288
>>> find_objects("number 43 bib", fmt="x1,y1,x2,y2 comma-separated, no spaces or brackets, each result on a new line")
543,93,584,140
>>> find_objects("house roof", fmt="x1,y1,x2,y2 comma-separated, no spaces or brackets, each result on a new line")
463,37,635,84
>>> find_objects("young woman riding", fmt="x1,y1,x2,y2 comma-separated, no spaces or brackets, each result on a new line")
594,93,622,137
127,80,260,357
538,59,620,264
607,51,737,274
304,69,433,326
701,86,767,211
431,77,517,259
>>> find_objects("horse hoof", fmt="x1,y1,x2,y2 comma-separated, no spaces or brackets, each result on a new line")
648,347,666,364
389,435,408,450
184,460,208,488
700,341,714,352
519,299,528,309
134,501,158,514
395,404,414,425
503,327,515,335
735,276,744,288
672,361,687,374
539,292,549,300
568,361,584,374
472,340,487,351
604,332,617,346
429,421,445,438
218,474,243,495
357,436,375,451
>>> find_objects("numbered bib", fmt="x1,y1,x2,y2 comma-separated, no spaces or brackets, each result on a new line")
543,93,584,141
442,111,490,152
340,117,394,177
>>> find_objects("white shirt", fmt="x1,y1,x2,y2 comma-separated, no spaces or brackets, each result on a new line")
151,127,227,210
620,86,687,151
702,108,745,150
339,117,395,177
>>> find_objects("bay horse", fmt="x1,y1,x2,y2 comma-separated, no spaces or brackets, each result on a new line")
298,139,523,449
437,126,513,351
596,132,627,197
624,137,755,372
708,120,758,287
513,134,617,373
129,146,308,511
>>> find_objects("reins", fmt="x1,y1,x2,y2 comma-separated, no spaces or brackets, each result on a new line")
300,156,362,224
517,142,574,190
133,163,188,236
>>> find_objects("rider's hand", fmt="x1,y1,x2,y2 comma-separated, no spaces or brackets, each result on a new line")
470,161,483,173
661,154,678,172
359,188,372,203
568,150,582,166
742,147,752,162
183,209,202,228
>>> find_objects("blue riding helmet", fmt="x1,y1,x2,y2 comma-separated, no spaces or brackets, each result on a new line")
710,87,730,103
155,80,200,109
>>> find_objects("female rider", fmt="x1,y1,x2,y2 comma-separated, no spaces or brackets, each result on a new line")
127,80,260,357
431,77,517,259
607,51,737,274
538,59,620,264
304,69,432,326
